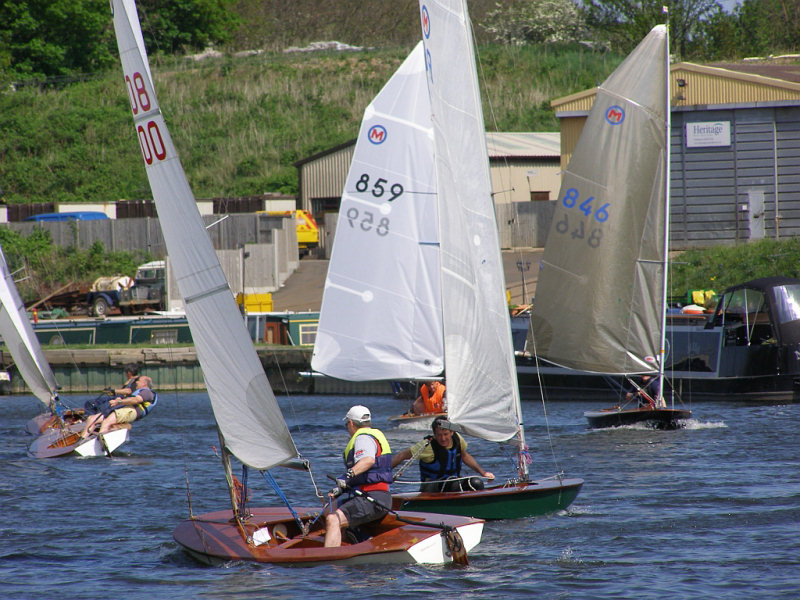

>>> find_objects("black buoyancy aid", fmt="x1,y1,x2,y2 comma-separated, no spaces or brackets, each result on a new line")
343,428,393,492
419,433,463,481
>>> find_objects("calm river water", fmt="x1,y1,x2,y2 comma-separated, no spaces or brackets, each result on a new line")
2,392,797,599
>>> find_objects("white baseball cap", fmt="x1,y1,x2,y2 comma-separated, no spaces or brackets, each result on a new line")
343,405,371,422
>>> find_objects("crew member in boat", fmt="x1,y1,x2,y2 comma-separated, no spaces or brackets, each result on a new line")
84,363,141,416
324,405,394,547
391,416,495,492
79,376,156,439
625,374,659,409
410,380,446,415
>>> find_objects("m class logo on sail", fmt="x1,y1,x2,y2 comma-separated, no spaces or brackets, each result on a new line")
368,125,387,145
605,105,625,125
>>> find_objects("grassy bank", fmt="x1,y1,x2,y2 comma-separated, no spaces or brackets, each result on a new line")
0,43,622,205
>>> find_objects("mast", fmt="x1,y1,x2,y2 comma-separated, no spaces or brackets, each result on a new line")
658,13,671,408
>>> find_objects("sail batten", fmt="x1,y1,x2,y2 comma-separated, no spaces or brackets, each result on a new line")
112,0,297,470
532,25,669,376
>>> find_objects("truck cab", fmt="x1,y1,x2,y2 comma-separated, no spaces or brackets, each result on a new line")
118,260,166,314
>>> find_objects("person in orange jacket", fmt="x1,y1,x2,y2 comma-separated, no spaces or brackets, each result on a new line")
411,380,446,415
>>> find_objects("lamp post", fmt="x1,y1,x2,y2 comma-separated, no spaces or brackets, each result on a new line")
517,260,531,305
240,244,250,317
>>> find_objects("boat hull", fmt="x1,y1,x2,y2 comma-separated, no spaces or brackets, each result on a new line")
391,478,584,520
584,407,692,429
28,423,130,458
387,411,445,429
173,506,483,566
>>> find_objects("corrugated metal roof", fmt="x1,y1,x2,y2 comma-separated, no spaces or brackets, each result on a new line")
296,131,561,167
552,61,800,113
486,132,560,159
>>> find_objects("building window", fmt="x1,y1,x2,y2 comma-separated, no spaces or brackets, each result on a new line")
298,324,318,346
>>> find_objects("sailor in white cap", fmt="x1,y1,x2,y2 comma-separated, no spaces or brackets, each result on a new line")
324,406,393,547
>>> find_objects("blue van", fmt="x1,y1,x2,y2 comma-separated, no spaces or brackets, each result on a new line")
24,211,109,222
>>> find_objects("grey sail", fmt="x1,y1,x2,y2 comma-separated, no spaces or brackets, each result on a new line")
532,25,668,375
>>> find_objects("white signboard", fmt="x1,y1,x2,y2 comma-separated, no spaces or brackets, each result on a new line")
686,121,731,148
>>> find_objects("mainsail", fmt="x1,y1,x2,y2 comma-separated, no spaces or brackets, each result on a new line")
419,0,519,443
111,0,296,469
311,42,443,381
531,25,669,376
0,245,58,406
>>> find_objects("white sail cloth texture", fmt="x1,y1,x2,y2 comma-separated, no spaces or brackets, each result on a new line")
312,42,443,381
0,244,58,406
419,0,520,443
112,0,297,470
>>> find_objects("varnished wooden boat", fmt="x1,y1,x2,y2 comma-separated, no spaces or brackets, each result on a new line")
173,507,484,565
28,423,130,458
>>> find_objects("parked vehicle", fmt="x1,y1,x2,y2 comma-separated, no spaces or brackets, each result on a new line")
24,211,109,222
118,261,166,314
85,275,133,317
263,209,319,255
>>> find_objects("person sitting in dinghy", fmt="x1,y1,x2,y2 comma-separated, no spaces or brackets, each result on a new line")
79,376,156,439
391,416,494,492
324,405,394,548
625,375,659,409
410,380,446,415
84,363,141,417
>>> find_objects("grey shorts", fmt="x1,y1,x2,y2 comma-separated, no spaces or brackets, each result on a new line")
339,490,391,528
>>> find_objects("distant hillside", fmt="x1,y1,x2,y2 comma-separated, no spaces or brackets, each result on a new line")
227,0,506,52
0,3,622,206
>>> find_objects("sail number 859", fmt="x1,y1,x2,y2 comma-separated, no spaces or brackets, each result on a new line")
355,174,404,201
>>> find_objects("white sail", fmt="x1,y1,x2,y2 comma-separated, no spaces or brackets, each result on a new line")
419,0,519,443
311,42,443,381
111,0,296,470
0,245,58,406
531,25,669,376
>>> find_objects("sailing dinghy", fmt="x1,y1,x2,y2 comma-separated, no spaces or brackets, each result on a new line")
313,0,582,519
530,24,692,430
111,0,483,565
0,244,127,457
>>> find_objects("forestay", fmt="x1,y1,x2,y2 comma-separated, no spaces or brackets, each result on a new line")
311,42,443,381
0,245,58,406
420,0,519,443
531,26,668,375
111,0,296,469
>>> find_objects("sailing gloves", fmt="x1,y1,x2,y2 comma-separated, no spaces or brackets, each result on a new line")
328,469,356,498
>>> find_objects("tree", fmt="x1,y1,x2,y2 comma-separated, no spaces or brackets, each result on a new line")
580,0,723,58
0,0,116,80
482,0,587,45
0,0,238,82
735,0,800,57
136,0,239,55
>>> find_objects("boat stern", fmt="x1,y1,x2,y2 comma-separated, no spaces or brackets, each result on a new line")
405,519,484,564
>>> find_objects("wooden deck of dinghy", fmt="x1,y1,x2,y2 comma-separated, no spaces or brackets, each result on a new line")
173,506,483,566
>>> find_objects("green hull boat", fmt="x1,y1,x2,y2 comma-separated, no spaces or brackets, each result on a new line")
391,478,583,520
